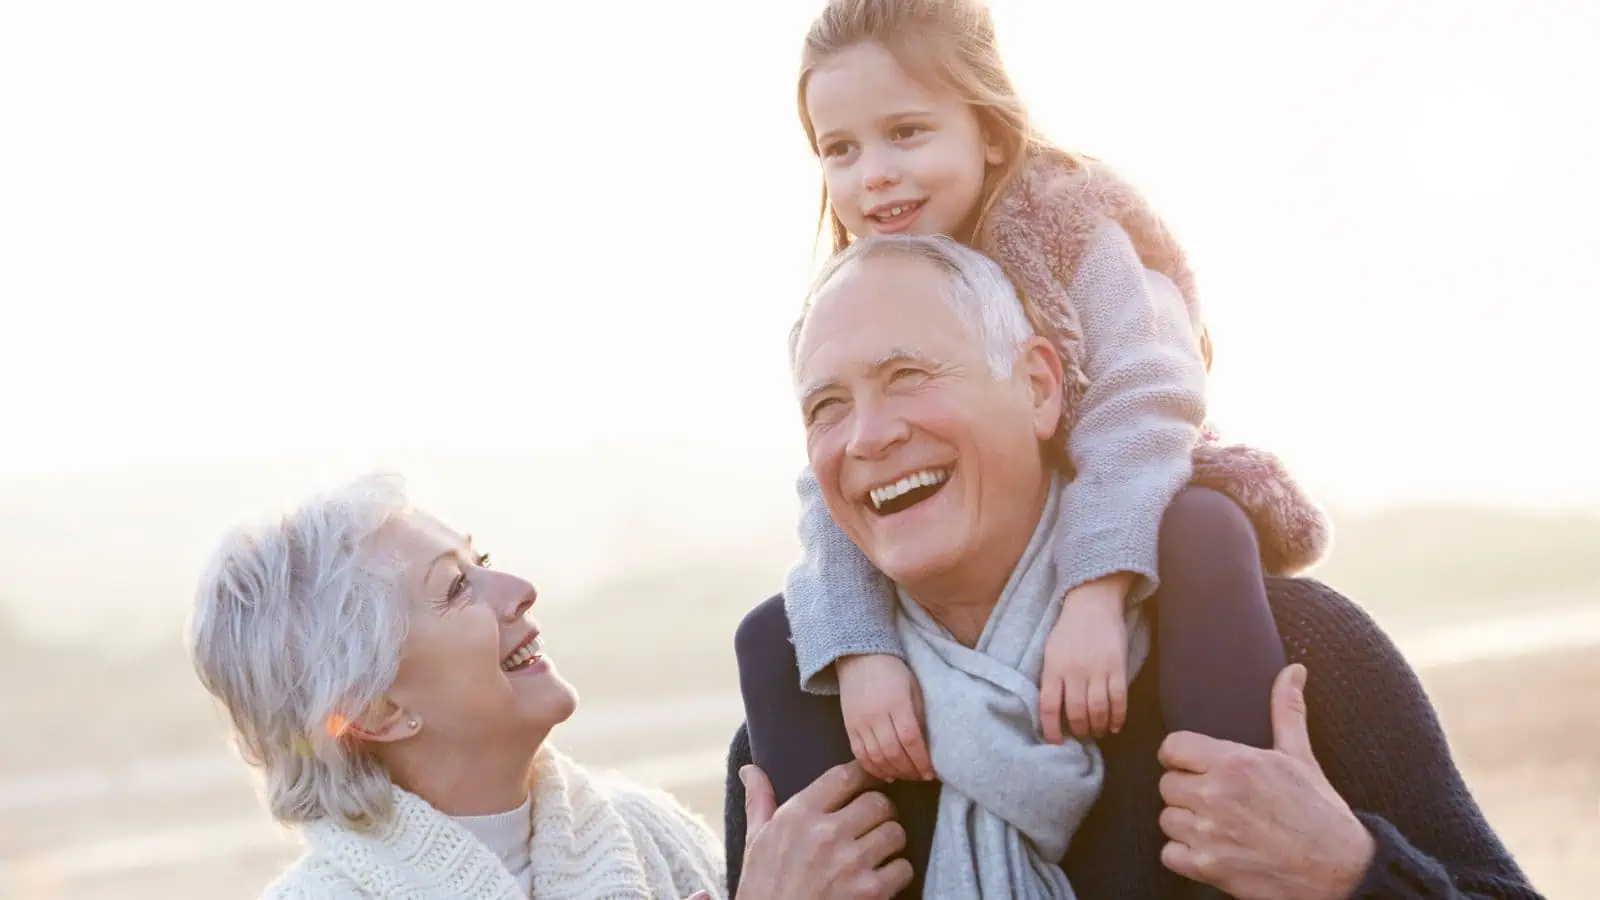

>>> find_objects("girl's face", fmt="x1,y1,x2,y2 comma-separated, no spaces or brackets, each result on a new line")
805,41,1004,241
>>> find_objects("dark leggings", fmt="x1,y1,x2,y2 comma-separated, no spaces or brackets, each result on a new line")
733,485,1284,889
1155,485,1285,749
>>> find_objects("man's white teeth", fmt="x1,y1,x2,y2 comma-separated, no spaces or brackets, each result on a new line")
869,468,949,510
500,635,544,671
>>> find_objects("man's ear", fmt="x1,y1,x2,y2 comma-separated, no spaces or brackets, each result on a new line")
1016,337,1064,441
345,696,421,744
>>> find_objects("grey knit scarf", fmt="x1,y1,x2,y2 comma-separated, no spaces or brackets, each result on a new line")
895,476,1151,898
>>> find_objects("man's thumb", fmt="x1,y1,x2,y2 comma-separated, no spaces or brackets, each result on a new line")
741,764,777,838
1270,663,1315,762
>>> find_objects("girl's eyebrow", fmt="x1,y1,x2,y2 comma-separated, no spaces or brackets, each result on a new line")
881,107,935,122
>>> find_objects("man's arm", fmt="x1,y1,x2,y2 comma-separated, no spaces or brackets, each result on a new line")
1160,580,1543,900
1295,584,1540,898
724,725,754,895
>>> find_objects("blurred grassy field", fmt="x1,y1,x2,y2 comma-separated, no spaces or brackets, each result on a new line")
2,503,1597,898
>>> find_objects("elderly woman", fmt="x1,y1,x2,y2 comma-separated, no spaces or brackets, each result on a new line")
187,475,731,899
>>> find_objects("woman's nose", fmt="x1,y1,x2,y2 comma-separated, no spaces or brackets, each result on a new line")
491,572,537,621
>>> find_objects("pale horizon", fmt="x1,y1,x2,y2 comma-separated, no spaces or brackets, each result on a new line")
2,0,1596,513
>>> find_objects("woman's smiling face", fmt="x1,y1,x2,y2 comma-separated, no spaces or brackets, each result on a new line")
372,511,577,750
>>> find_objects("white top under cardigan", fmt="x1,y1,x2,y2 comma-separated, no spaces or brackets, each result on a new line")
260,745,725,899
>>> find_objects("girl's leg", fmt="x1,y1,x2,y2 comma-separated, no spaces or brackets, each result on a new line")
1156,486,1286,749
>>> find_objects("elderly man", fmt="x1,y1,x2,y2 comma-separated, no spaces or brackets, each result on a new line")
724,234,1540,899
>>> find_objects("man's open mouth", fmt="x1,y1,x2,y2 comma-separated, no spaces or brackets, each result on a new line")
500,633,544,672
867,467,950,516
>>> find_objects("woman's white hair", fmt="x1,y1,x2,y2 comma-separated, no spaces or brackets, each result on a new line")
789,234,1037,377
186,472,411,827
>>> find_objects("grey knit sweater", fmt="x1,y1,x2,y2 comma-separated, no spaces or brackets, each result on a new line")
785,222,1207,693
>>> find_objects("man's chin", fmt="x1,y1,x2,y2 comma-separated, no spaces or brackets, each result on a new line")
871,543,958,593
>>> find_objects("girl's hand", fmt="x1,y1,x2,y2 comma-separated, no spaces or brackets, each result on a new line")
1040,577,1130,743
837,653,934,782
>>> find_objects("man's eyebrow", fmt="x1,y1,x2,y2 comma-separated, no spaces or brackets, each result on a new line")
870,347,932,370
796,347,933,407
797,377,840,409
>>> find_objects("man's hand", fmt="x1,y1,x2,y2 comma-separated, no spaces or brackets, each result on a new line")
1156,664,1376,900
1041,577,1129,743
838,654,934,781
738,761,914,900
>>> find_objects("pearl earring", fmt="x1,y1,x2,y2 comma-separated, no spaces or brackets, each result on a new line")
407,718,419,730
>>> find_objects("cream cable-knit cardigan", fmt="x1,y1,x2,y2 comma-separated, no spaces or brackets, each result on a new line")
262,745,725,899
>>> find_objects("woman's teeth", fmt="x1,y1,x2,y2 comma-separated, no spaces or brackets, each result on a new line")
500,635,544,672
869,468,950,511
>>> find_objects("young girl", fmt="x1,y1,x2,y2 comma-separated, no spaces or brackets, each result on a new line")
742,0,1330,825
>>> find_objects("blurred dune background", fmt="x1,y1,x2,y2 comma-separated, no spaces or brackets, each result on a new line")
2,0,1597,897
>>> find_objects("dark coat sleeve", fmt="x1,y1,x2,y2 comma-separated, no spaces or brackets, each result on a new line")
1277,580,1544,899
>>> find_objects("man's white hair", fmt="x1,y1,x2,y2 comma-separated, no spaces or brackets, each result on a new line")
186,473,411,827
789,234,1037,377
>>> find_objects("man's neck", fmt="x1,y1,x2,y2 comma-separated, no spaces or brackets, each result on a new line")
902,475,1052,647
381,732,545,816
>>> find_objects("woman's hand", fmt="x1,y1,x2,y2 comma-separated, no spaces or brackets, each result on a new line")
737,761,913,900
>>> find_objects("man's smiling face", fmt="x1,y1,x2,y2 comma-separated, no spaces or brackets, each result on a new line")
792,250,1060,595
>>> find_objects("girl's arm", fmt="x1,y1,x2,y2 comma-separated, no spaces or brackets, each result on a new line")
1055,222,1207,608
783,466,902,695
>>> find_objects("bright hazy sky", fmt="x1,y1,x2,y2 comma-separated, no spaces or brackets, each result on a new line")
2,0,1595,512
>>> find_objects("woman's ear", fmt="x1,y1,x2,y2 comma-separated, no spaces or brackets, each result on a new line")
1016,337,1064,440
345,696,421,744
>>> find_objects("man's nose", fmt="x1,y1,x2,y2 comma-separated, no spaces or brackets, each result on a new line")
846,398,909,460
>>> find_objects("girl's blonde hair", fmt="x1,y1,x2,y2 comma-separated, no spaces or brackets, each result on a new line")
796,0,1214,370
797,0,1074,254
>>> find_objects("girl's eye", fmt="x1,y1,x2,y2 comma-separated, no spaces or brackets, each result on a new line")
890,124,927,141
820,140,854,159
